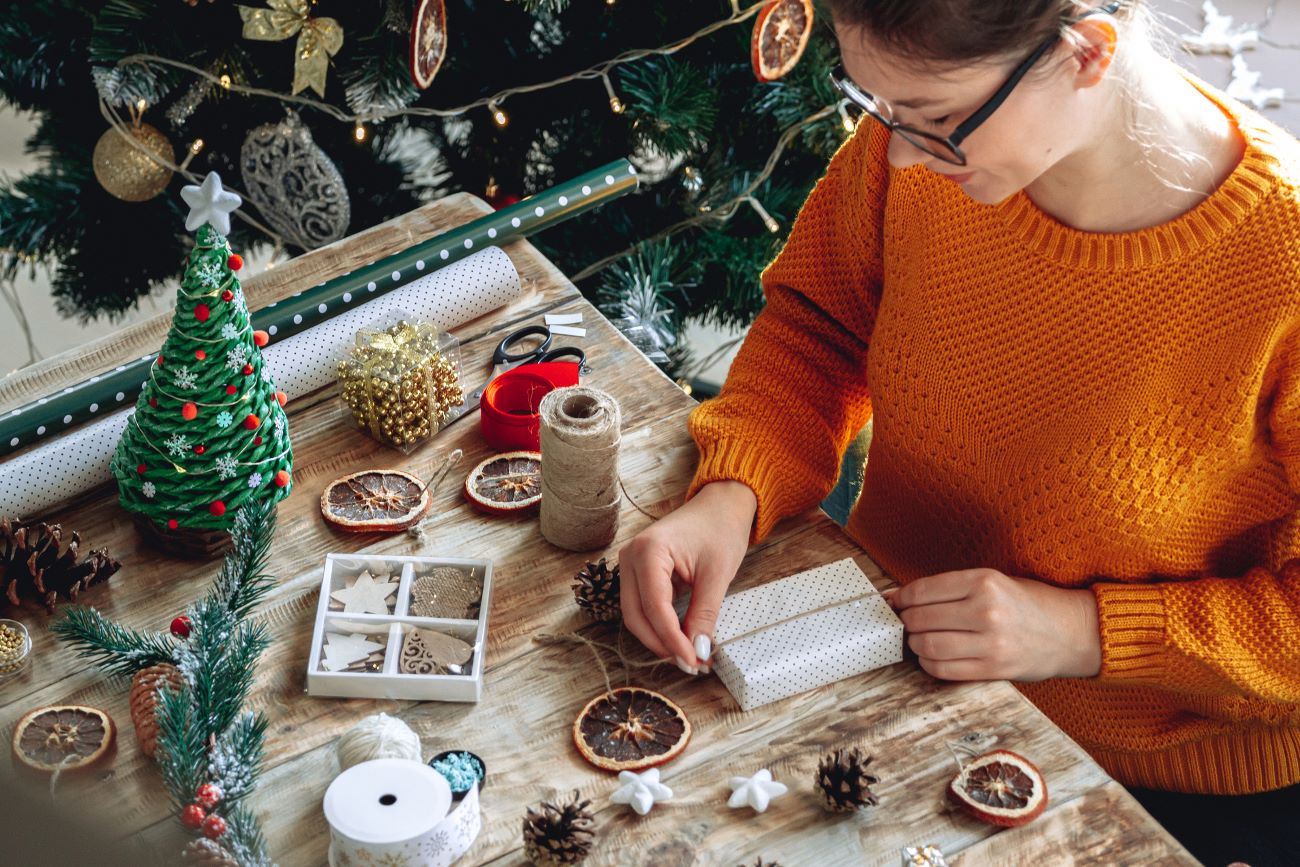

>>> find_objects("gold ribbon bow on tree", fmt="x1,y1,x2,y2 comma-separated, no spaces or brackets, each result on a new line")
238,0,344,98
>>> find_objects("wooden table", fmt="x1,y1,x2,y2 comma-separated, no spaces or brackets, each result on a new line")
0,195,1195,866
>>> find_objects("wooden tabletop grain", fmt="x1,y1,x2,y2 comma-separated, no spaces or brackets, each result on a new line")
0,194,1195,867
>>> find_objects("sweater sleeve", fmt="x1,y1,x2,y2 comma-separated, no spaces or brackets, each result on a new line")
1091,325,1300,701
686,123,891,543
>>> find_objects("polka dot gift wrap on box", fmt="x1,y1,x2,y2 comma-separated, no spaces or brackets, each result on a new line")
710,558,904,711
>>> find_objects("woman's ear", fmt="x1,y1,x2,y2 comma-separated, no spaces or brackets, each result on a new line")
1070,16,1118,88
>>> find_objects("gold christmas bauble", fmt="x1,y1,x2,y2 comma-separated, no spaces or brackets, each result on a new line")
92,123,175,202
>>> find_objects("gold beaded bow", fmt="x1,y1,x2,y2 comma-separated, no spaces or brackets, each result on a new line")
237,0,344,97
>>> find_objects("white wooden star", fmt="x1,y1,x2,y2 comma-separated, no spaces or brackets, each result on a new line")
329,570,398,615
611,768,673,816
322,632,385,672
727,769,787,813
180,171,241,235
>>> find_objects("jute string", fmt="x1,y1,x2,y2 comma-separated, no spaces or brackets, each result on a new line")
534,630,668,698
538,386,622,551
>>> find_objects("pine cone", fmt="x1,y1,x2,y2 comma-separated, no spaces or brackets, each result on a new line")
816,748,879,812
1,518,120,613
181,838,239,865
571,559,620,622
523,789,595,866
130,663,184,759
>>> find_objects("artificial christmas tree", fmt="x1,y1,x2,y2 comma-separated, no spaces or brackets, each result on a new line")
109,172,292,558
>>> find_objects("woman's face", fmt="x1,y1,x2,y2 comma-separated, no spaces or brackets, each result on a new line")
836,22,1097,205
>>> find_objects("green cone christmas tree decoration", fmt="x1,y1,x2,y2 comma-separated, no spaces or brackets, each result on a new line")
109,172,292,558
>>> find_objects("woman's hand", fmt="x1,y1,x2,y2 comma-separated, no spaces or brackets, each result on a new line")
617,480,757,675
890,568,1102,682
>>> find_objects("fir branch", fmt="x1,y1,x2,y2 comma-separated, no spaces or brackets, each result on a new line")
341,12,420,117
519,0,571,14
221,803,274,867
156,682,208,807
620,56,720,159
209,711,269,805
210,502,277,621
50,606,175,678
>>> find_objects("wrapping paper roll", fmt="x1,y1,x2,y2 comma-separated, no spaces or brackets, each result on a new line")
325,758,482,867
0,159,638,458
0,249,520,519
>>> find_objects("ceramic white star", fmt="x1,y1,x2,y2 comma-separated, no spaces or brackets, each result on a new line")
727,769,788,813
322,632,384,672
610,768,673,816
180,171,241,235
329,570,398,615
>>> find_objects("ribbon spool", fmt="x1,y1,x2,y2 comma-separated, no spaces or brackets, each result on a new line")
538,386,622,551
324,758,482,867
479,361,580,452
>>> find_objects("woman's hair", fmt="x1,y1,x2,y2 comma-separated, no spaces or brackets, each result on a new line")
824,1,1146,68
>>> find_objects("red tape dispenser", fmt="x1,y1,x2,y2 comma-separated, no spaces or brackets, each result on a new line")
479,361,580,451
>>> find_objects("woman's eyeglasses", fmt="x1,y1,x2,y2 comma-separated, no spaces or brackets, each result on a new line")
829,2,1121,166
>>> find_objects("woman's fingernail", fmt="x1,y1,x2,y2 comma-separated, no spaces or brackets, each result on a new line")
693,634,712,663
675,656,698,676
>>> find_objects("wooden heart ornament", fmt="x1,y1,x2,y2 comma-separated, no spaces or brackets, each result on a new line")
399,627,473,675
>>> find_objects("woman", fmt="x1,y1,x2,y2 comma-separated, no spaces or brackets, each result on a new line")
618,1,1300,863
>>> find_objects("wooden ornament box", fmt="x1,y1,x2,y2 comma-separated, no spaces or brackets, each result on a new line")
306,553,493,702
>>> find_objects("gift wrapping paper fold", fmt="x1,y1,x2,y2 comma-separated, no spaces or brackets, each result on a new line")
712,558,905,711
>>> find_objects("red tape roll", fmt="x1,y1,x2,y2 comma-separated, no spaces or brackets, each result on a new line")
479,362,580,451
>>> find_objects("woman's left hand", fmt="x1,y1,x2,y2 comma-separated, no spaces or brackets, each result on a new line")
888,568,1102,682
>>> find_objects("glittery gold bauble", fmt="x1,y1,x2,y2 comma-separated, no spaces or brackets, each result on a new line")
92,123,175,202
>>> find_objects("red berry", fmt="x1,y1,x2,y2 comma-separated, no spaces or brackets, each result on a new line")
244,413,260,430
273,470,290,488
181,804,205,829
253,330,269,348
226,385,237,395
242,364,254,376
194,304,210,322
209,501,226,517
274,391,287,407
195,349,206,361
167,518,179,530
221,289,234,302
136,463,147,476
227,254,243,271
195,783,222,810
253,436,263,446
182,402,198,421
170,615,191,638
194,445,205,455
157,355,164,367
149,397,158,408
201,813,227,840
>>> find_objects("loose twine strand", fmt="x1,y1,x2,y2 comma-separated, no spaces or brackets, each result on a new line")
534,629,670,698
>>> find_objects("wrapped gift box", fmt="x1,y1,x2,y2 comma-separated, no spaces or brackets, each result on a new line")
712,558,904,711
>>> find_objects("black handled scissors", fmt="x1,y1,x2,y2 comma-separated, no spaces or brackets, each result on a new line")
442,325,587,427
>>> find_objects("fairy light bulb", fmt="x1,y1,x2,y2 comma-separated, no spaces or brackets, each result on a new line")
609,96,625,114
219,74,232,90
745,196,780,233
601,73,625,115
354,122,368,142
490,101,509,127
190,139,205,155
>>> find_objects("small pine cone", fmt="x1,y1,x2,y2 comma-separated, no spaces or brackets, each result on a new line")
523,789,595,866
129,663,184,759
181,838,239,866
572,558,620,622
816,748,880,812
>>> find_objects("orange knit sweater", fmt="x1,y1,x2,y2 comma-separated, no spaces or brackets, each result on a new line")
688,76,1300,795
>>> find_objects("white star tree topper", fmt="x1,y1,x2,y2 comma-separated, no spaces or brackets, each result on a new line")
180,172,241,235
611,768,673,816
727,769,788,813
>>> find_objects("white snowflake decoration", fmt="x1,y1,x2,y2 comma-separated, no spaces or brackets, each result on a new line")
141,481,156,498
165,433,190,458
173,366,198,390
217,411,233,428
1227,53,1284,109
194,260,224,289
1182,1,1260,55
247,472,263,488
216,454,239,480
221,323,241,341
273,414,284,434
260,367,273,383
226,343,250,371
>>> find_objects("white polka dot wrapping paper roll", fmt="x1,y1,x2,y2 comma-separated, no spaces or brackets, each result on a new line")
710,558,905,712
0,248,520,520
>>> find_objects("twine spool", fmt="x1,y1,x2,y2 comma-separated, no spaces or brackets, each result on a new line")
336,713,423,771
538,386,622,551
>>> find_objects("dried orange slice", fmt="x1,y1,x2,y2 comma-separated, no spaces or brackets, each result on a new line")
410,0,449,89
463,451,542,516
751,0,814,82
948,749,1048,827
12,704,116,774
573,687,691,772
321,469,431,533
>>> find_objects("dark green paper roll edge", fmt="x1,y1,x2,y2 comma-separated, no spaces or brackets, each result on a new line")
0,160,638,458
